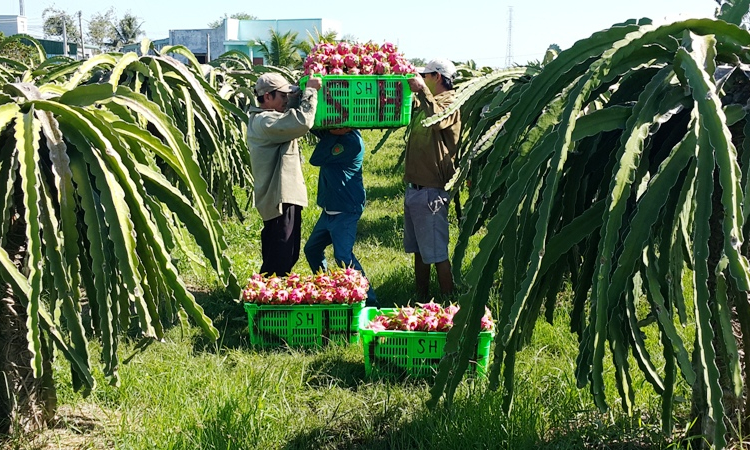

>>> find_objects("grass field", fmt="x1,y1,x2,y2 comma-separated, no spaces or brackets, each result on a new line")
4,129,692,450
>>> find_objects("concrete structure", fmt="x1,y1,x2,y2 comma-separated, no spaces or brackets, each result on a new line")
0,15,27,36
224,18,342,64
122,18,341,64
169,27,224,63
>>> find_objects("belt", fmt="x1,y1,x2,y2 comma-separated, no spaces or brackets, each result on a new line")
407,182,425,190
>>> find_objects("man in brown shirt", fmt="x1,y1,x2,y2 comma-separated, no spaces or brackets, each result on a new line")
404,58,461,300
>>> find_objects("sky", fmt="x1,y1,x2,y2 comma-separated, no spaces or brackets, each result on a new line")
11,0,720,68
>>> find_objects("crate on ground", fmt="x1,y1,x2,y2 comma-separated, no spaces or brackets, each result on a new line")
244,302,363,348
358,307,493,379
299,75,413,129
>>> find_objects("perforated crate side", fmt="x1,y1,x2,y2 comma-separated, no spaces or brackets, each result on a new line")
244,303,362,348
359,307,493,379
300,75,413,129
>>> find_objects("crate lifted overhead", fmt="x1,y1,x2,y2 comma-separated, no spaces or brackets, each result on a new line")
299,74,414,130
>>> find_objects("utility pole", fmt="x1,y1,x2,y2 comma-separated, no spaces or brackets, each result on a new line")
206,33,211,62
62,20,68,57
19,0,25,16
505,6,513,68
78,11,86,60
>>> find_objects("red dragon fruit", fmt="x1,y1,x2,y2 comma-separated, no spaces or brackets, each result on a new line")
366,303,495,333
343,54,359,69
337,41,351,55
374,61,391,75
328,54,343,68
303,40,416,76
242,268,370,305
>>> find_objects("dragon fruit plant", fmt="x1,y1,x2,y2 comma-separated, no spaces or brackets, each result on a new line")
242,267,369,305
303,40,417,76
366,301,494,332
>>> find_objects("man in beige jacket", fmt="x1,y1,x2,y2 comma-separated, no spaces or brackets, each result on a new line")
247,73,322,276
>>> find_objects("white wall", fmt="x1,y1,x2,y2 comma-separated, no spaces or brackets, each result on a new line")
226,18,342,64
0,15,27,36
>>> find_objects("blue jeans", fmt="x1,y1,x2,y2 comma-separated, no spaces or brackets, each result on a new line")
304,211,378,305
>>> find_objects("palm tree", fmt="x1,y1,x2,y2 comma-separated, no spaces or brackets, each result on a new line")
258,29,303,69
110,13,145,51
297,27,339,56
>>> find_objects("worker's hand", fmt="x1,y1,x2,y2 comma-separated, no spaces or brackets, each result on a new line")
306,76,323,91
408,75,426,92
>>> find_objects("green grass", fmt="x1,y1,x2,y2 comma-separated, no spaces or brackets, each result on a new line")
5,129,691,450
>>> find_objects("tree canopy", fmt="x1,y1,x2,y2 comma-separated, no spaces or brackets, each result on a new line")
86,8,117,51
42,8,81,43
110,13,145,51
258,29,303,68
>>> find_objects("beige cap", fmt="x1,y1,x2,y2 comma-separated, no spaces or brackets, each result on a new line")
419,58,457,80
254,73,295,96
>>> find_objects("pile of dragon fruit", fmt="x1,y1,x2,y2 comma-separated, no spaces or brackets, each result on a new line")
303,41,417,76
242,267,368,305
366,301,494,332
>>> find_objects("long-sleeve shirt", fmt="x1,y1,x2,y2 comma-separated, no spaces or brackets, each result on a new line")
309,129,366,214
247,87,318,221
403,89,461,189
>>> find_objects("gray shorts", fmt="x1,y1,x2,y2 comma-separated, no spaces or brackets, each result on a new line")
403,186,450,264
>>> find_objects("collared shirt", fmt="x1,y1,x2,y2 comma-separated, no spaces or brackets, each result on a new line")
247,87,318,221
403,89,461,189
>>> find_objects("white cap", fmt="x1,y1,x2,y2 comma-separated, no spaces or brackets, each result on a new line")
419,58,457,79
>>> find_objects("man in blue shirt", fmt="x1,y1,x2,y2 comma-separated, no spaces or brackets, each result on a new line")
304,128,379,307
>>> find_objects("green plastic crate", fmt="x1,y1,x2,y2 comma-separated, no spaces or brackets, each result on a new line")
358,307,493,379
244,302,363,348
299,75,413,129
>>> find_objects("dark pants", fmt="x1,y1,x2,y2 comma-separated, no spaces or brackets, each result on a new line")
260,203,302,276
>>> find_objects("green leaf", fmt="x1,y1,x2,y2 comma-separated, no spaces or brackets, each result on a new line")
67,149,119,381
15,109,44,378
716,0,750,26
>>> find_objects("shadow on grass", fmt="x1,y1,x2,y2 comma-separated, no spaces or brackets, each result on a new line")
357,214,403,252
366,181,405,202
190,289,250,352
280,393,675,450
280,404,406,450
302,348,367,390
365,157,403,179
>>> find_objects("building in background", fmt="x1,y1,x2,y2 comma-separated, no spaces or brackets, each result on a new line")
0,13,92,59
122,18,341,64
224,18,341,65
0,14,27,36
